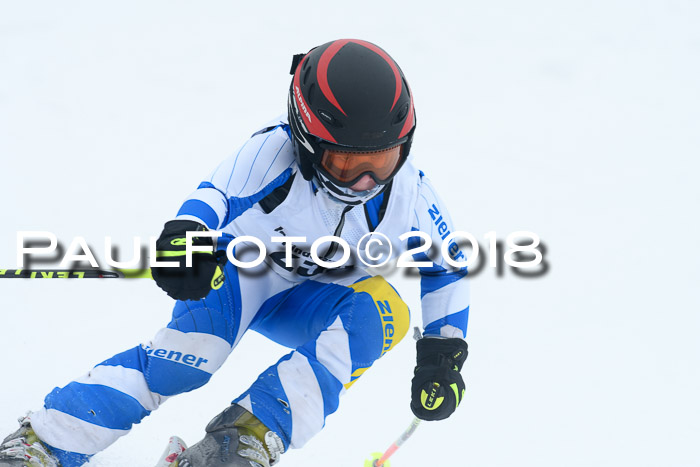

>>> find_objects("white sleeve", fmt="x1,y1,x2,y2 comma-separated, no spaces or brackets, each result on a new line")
411,173,470,339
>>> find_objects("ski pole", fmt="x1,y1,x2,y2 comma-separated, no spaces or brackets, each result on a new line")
0,268,152,278
368,416,422,467
365,327,424,467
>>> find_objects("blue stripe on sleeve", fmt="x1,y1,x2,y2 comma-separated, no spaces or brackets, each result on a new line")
193,168,294,228
197,181,217,190
424,306,469,338
177,199,220,229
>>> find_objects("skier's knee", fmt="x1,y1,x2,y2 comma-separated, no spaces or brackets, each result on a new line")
346,276,410,361
144,354,213,396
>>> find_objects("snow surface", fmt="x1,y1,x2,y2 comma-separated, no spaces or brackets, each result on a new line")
1,1,699,466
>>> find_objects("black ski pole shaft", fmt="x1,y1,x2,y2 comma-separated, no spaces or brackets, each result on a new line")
0,269,152,279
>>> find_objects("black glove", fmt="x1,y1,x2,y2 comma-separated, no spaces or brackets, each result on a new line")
151,220,227,300
410,337,468,421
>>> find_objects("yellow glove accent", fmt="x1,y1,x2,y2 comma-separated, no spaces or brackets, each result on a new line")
420,382,444,411
211,265,225,290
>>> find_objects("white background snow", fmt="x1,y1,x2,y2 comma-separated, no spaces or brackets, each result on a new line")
1,1,699,466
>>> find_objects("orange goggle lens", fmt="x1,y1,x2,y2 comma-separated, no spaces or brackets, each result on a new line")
320,145,402,184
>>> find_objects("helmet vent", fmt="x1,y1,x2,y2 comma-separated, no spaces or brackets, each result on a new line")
307,83,316,105
302,66,312,85
393,102,409,125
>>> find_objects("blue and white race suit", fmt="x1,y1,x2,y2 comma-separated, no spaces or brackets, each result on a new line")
29,116,470,466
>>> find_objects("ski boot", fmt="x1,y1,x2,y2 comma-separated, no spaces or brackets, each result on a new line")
172,403,284,467
0,416,59,467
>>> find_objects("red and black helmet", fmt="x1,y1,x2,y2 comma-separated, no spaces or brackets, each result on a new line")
287,39,416,187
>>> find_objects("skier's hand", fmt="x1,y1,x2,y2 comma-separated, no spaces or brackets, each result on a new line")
151,220,226,301
410,337,468,421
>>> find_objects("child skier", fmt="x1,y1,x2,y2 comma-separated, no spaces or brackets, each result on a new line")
1,39,469,467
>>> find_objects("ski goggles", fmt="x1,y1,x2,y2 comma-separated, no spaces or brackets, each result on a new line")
319,144,403,187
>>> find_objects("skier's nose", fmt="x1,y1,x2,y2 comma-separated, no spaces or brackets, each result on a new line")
349,175,377,192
